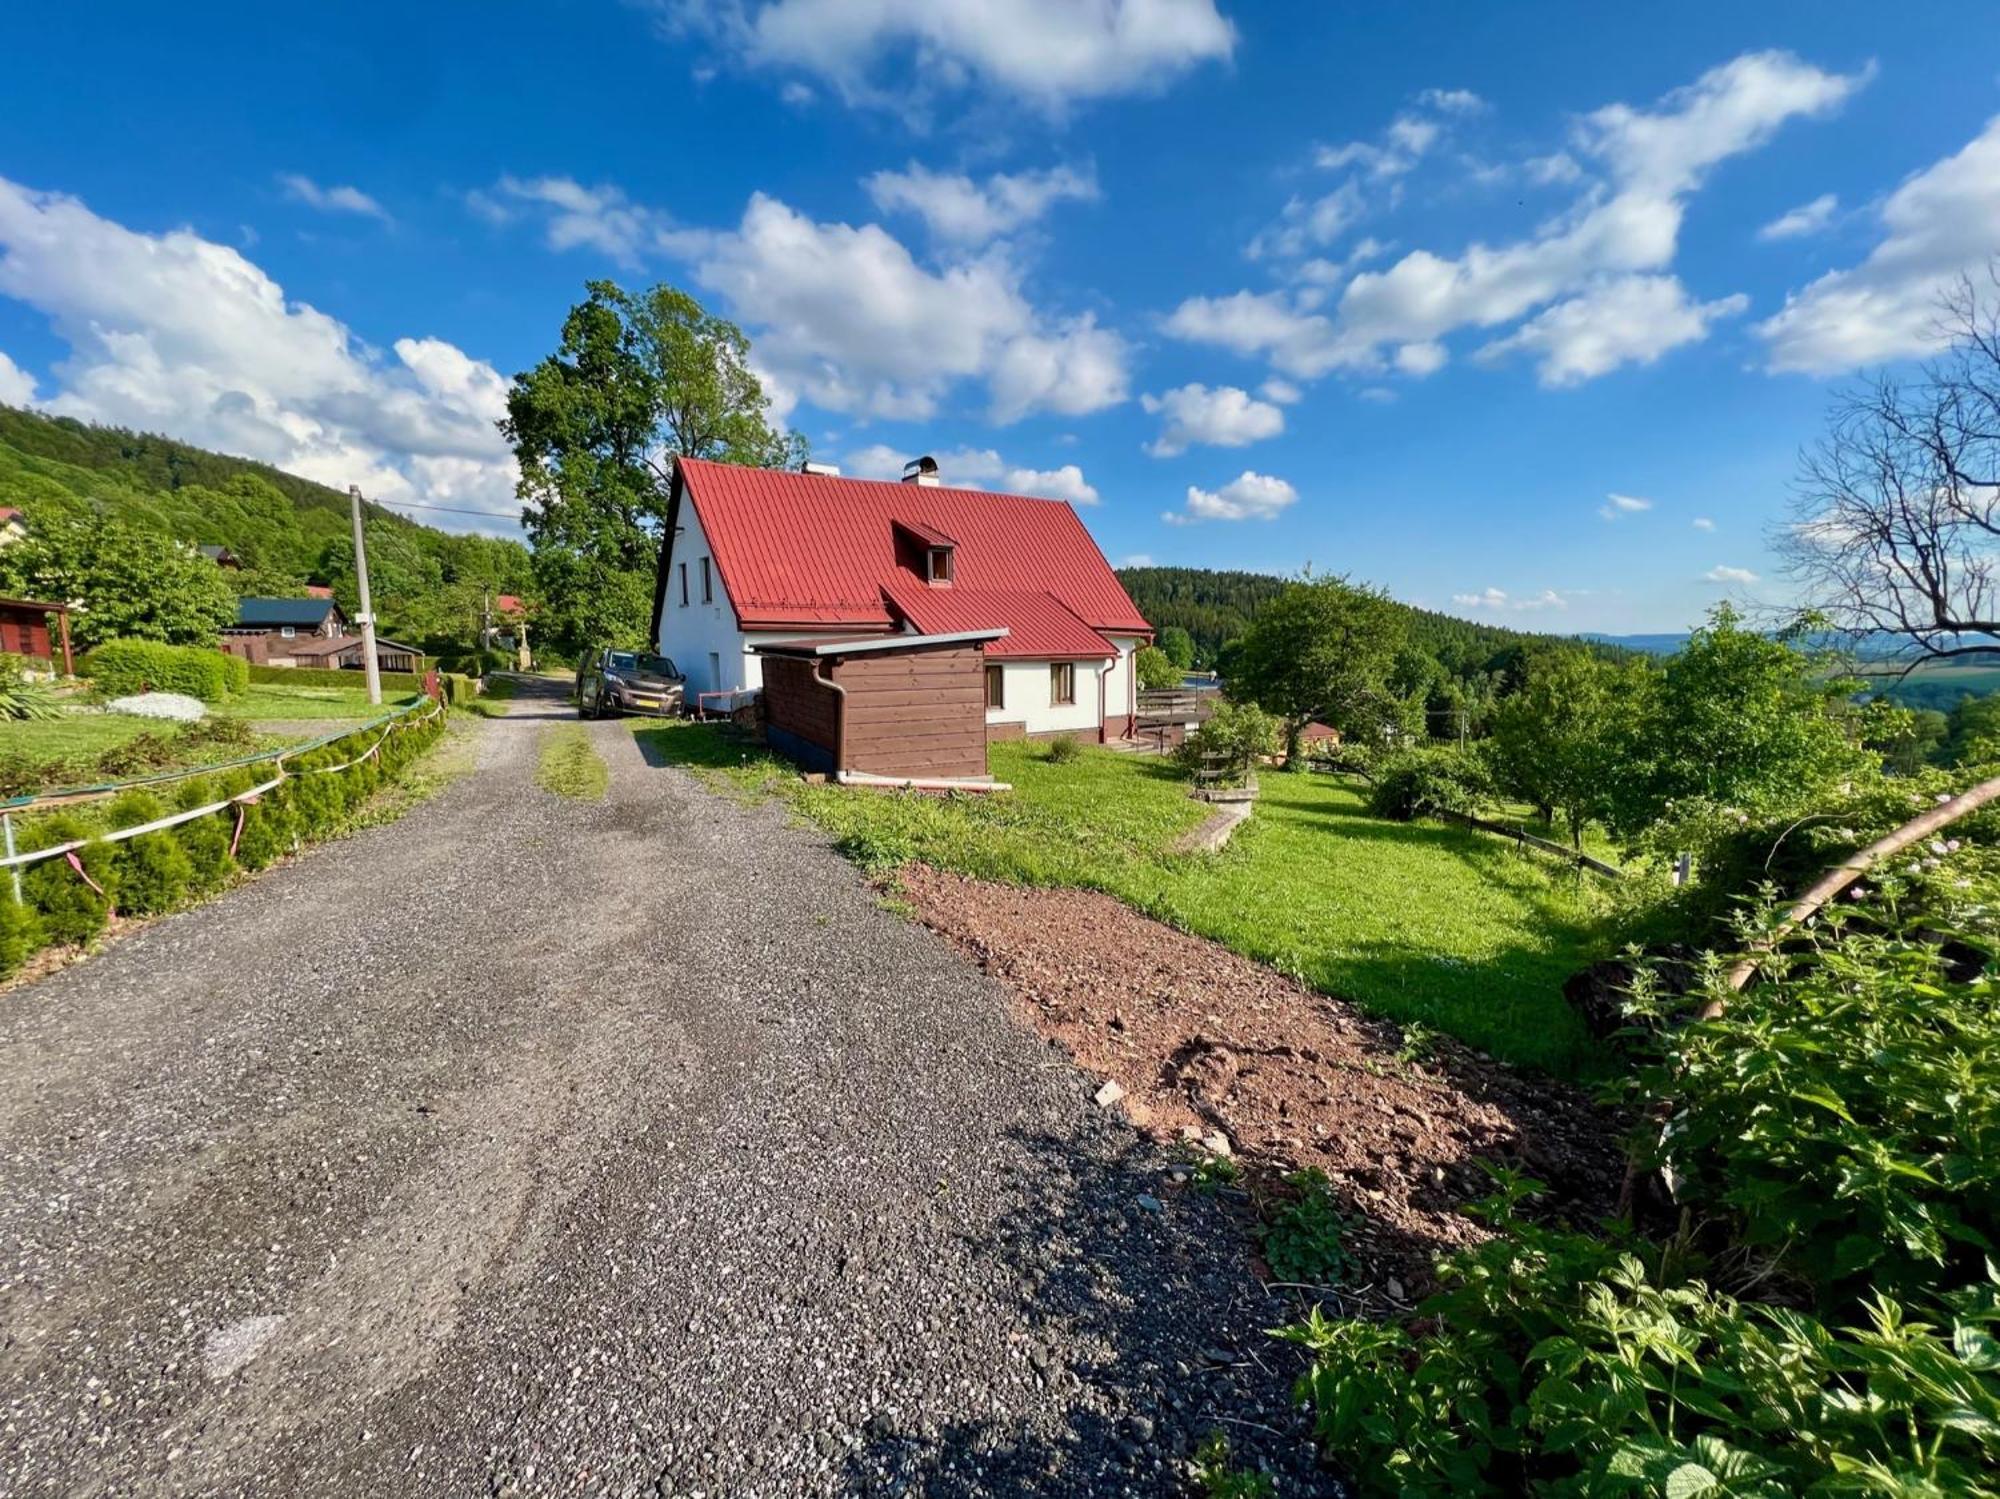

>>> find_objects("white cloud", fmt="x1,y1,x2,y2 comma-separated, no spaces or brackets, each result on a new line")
1417,88,1486,115
1140,382,1284,456
1478,274,1748,386
486,175,670,268
843,443,1099,505
1599,492,1653,520
1248,181,1366,260
1121,553,1154,567
0,176,520,528
277,173,390,222
1704,564,1760,584
670,193,1127,423
0,350,35,405
1259,377,1302,404
865,162,1097,244
1168,51,1864,386
1757,192,1837,241
1759,116,2000,372
1164,469,1297,524
1317,114,1443,180
1693,515,1715,531
1393,340,1448,376
1526,152,1583,187
1451,586,1569,612
659,0,1235,112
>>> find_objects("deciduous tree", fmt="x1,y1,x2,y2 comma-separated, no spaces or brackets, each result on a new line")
1232,577,1408,766
0,513,236,649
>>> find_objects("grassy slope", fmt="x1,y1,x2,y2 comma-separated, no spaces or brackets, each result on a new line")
641,725,1605,1074
227,683,388,722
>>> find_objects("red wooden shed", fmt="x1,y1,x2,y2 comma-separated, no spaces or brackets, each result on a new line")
0,597,73,675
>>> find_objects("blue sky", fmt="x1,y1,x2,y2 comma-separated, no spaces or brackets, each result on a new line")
2,2,1997,633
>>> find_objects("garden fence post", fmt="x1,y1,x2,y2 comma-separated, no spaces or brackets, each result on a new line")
3,813,18,904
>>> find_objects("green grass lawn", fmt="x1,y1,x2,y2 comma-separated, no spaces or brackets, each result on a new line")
224,682,396,721
0,712,157,766
638,723,1609,1074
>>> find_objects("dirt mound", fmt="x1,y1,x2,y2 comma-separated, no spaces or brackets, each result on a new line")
898,864,1623,1302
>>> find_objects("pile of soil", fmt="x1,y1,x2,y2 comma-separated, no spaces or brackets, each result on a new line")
898,864,1623,1305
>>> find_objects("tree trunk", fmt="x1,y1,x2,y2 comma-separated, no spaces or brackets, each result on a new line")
1284,719,1306,771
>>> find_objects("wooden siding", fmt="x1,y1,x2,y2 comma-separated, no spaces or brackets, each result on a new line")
0,605,52,660
761,655,839,764
831,643,987,779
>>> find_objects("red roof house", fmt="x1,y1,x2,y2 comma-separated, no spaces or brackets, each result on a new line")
653,456,1152,744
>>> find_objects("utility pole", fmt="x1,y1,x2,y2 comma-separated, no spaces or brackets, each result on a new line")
348,485,382,705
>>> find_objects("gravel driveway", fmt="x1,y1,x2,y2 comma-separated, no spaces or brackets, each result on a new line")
0,681,1329,1498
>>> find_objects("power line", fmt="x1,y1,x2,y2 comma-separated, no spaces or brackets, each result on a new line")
369,498,523,521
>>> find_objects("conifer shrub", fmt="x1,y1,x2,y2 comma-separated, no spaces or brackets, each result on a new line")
101,790,195,916
170,776,236,893
20,812,116,944
0,893,43,973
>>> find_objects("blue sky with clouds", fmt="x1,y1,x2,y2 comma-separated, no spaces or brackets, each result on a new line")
2,1,1997,632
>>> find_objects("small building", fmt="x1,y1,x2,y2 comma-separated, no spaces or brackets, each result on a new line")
285,634,424,675
0,596,73,674
304,585,335,600
652,456,1152,745
220,596,350,666
752,631,1002,785
0,507,29,547
198,544,243,570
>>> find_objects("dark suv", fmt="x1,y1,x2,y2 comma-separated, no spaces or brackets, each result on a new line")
576,648,686,718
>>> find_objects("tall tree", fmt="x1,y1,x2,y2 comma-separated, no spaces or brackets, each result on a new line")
1785,264,2000,664
1231,576,1408,764
1158,625,1196,670
1489,649,1638,847
0,513,236,649
501,280,803,655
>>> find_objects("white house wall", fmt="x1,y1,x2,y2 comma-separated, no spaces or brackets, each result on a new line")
655,495,773,698
1103,636,1140,731
985,657,1109,737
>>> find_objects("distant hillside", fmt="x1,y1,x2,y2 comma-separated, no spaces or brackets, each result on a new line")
1117,565,1614,670
0,403,531,640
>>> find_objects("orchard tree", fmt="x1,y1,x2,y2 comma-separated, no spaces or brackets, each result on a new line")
1619,604,1868,831
1232,576,1407,765
502,280,805,655
0,513,236,649
1134,644,1181,690
1158,625,1196,671
1489,649,1639,848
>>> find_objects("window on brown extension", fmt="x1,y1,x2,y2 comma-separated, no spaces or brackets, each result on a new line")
678,562,689,607
1049,661,1075,705
985,663,1004,709
700,556,713,603
927,546,953,584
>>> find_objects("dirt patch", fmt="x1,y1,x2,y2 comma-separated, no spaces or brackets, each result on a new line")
898,864,1623,1304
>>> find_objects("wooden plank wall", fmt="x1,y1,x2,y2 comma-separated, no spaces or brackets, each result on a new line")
834,643,987,779
762,655,838,758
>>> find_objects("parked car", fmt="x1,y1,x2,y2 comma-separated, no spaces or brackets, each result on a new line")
576,649,686,718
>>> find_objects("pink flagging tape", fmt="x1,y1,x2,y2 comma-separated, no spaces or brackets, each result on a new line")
64,849,107,897
229,803,247,860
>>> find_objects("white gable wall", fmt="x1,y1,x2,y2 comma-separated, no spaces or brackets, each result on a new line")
654,495,791,700
984,657,1110,737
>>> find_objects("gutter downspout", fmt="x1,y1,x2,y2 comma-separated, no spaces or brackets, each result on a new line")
812,658,847,773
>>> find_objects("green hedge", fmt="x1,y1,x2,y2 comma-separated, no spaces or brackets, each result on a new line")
83,640,241,702
0,702,446,972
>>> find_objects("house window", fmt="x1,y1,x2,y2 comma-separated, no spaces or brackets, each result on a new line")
985,664,1005,709
926,546,953,584
280,626,296,639
1049,662,1075,705
678,562,689,607
700,556,713,603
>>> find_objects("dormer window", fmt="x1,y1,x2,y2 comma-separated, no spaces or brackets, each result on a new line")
926,546,954,585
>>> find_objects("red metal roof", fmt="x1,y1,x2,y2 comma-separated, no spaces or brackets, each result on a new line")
884,585,1114,659
495,593,525,614
677,458,1150,636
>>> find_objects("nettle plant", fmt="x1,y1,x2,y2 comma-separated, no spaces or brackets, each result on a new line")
1280,831,2000,1496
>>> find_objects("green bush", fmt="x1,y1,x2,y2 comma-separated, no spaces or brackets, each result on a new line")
1175,700,1280,786
101,790,195,916
217,651,250,696
83,639,236,702
1262,1168,1346,1285
1367,744,1493,822
1044,732,1083,764
171,776,236,893
216,767,294,871
20,812,115,944
0,893,44,973
1282,1183,2000,1498
247,662,428,693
